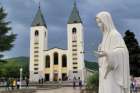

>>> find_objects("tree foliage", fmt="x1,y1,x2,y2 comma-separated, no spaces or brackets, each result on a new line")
0,6,16,60
86,72,99,93
123,30,140,77
0,57,29,78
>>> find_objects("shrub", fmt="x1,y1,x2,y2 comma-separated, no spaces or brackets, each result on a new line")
86,71,99,93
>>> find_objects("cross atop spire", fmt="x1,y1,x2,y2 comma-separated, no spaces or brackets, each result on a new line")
74,0,76,7
67,0,82,24
38,1,41,9
31,5,47,27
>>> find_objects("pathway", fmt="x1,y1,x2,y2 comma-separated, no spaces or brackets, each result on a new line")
35,87,81,93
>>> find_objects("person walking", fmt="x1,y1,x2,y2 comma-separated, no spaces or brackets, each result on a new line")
78,77,82,89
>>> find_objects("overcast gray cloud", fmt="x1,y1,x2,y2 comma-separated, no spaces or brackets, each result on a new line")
1,0,140,61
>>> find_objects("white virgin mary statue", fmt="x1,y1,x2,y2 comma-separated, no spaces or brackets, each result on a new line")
95,11,130,93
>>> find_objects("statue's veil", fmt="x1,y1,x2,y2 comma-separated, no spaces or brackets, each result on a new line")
96,11,116,32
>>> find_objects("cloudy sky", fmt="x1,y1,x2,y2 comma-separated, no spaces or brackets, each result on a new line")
1,0,140,61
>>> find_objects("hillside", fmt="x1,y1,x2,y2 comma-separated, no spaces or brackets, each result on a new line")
6,56,29,63
0,57,29,77
85,61,99,71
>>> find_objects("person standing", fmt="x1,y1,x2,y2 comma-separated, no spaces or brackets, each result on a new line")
5,79,10,90
96,11,130,93
41,78,44,84
133,79,138,93
13,79,16,90
130,76,134,93
16,80,20,90
78,77,82,89
73,77,76,88
26,78,29,87
58,78,62,87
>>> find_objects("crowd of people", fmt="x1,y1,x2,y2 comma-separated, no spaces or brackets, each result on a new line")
0,77,29,90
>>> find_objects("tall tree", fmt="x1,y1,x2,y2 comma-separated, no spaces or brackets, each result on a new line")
123,30,140,77
0,6,16,61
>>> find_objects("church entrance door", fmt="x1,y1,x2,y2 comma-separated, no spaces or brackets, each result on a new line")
45,74,50,81
53,73,58,81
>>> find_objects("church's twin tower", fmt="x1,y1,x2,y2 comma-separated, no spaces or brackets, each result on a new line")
30,2,85,82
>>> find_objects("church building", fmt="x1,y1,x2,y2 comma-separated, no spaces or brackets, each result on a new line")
29,2,85,82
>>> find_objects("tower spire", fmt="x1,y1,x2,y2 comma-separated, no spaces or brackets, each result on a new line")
67,0,82,24
31,4,47,27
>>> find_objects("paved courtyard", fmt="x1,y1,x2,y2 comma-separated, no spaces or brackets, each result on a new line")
35,87,81,93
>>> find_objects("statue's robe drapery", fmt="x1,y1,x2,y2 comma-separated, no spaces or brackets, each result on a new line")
97,12,130,93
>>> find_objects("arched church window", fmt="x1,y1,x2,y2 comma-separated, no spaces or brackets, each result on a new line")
54,52,58,65
45,55,50,68
62,55,67,67
35,30,39,36
72,28,77,34
72,28,77,41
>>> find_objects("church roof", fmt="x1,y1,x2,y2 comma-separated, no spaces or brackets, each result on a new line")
31,6,47,27
44,47,67,51
67,1,82,24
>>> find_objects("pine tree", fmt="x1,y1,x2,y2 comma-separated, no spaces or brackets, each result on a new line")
123,30,140,77
0,6,16,61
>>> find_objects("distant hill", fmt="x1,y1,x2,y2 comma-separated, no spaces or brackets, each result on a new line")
5,56,29,68
85,61,99,71
6,56,29,63
5,57,98,71
0,57,29,77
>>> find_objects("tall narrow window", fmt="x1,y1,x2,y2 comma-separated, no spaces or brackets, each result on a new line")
72,28,77,41
45,55,50,68
35,30,39,36
54,52,58,65
72,28,77,34
45,32,46,37
62,55,67,67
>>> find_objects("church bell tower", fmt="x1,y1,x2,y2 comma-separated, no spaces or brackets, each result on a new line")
29,6,48,81
67,1,85,82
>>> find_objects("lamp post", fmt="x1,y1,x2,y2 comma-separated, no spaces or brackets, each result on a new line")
20,67,23,89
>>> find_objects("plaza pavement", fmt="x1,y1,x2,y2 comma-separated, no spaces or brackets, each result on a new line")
35,87,81,93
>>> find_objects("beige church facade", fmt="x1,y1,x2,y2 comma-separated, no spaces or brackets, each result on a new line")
29,2,85,82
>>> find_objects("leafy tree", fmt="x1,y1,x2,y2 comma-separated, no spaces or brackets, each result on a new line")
0,6,16,60
0,61,27,78
123,30,140,77
86,72,99,93
0,57,29,78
